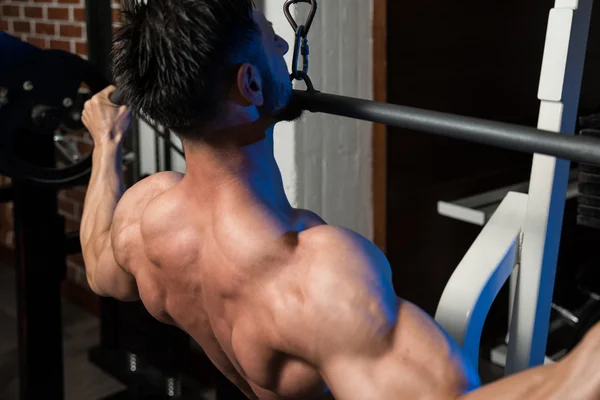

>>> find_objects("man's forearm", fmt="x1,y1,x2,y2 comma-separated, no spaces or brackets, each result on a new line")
459,359,596,400
80,144,124,269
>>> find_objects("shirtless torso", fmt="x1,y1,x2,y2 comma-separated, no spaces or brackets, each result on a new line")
107,171,479,400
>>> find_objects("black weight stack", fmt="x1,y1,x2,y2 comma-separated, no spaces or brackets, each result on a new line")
570,113,600,350
577,113,600,229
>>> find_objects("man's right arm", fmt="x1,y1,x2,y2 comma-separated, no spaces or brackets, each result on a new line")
270,226,600,400
459,324,600,400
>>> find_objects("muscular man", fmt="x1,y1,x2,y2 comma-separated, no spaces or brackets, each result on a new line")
81,1,600,399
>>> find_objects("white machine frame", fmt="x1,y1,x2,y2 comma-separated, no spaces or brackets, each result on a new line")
435,0,594,376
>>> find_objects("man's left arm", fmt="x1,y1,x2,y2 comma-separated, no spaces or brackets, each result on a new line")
80,86,139,301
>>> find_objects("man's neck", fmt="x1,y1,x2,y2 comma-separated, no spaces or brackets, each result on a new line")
181,127,293,217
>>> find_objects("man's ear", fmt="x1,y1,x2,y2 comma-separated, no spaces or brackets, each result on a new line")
235,63,264,107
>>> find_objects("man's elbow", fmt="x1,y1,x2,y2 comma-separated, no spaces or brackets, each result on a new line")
85,270,111,299
86,267,140,302
113,284,141,302
86,271,103,297
101,280,140,302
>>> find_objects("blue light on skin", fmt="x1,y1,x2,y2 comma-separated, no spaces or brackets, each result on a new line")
239,125,294,220
343,230,483,394
436,321,483,393
182,10,295,224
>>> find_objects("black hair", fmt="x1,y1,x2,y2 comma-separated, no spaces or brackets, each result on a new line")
112,0,258,139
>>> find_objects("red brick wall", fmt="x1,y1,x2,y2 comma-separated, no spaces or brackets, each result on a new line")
0,0,121,295
1,0,122,58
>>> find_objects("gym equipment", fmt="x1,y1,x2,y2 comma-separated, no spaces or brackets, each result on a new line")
570,302,600,348
570,262,600,348
577,113,600,229
88,300,205,399
286,0,600,166
437,0,594,376
0,32,108,187
292,91,600,166
0,32,109,400
284,0,317,88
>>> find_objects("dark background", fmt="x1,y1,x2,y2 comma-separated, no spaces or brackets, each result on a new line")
385,0,600,336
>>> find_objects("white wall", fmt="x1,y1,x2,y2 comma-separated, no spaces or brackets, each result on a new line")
138,122,187,175
263,1,300,207
270,0,374,238
140,0,374,239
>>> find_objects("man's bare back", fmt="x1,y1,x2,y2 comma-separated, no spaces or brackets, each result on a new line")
105,171,477,399
80,2,600,395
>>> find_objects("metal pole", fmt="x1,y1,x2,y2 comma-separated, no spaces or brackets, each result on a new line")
84,0,113,80
506,0,594,374
293,90,600,165
163,130,173,172
12,134,65,400
155,129,162,172
129,118,141,182
84,0,122,353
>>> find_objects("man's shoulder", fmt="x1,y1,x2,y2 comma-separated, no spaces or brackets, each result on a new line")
299,225,388,268
115,172,185,239
117,171,184,217
296,225,392,290
264,225,396,359
113,171,187,265
127,171,184,196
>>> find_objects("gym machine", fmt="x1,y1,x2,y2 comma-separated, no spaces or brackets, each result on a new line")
0,32,107,399
435,0,599,376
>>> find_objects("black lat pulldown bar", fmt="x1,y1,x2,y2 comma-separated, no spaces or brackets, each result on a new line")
111,87,600,166
292,90,600,166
